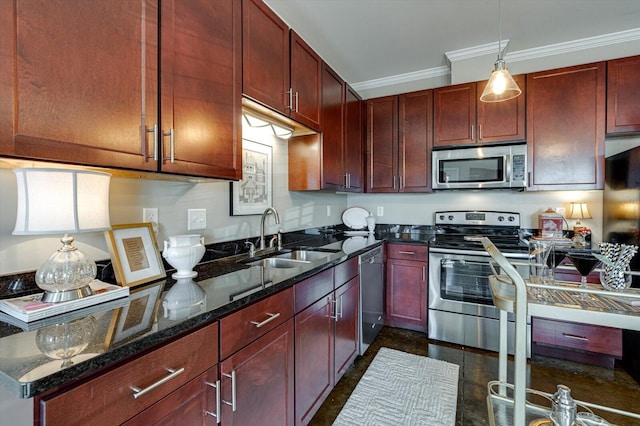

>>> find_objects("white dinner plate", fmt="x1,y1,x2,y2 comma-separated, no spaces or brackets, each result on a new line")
342,207,370,230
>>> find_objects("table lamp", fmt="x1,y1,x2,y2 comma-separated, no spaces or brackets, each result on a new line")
568,202,592,233
13,168,111,303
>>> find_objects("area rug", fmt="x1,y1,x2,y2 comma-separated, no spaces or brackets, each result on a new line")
333,347,459,426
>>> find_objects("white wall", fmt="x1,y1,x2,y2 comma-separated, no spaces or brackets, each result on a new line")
0,131,348,275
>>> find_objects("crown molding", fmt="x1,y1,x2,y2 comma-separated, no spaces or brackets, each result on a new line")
351,28,640,91
350,66,450,92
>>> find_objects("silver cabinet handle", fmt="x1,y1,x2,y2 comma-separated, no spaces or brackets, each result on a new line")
204,380,221,423
221,371,236,412
250,312,280,328
130,367,184,399
163,128,175,163
471,124,475,141
393,175,397,190
286,88,293,111
328,296,337,319
398,251,415,255
145,123,158,160
422,265,426,282
294,91,299,112
478,124,483,140
337,295,343,320
562,333,588,342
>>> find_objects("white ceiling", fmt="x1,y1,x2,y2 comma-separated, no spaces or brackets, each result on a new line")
264,0,640,92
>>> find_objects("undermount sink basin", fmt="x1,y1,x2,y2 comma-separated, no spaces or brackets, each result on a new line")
276,250,334,262
246,257,310,268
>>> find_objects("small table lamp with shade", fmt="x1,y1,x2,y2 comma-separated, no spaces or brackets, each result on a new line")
568,202,592,233
12,168,111,303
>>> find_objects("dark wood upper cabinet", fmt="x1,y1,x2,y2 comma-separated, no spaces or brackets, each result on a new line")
290,31,323,130
526,62,606,191
366,96,399,192
344,84,364,192
399,89,433,192
434,83,476,146
242,0,290,116
243,0,321,131
1,0,241,180
160,0,242,179
607,55,640,135
321,64,346,190
366,90,432,193
1,0,159,171
288,65,362,192
434,76,525,147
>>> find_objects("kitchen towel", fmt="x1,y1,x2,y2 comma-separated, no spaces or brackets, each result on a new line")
333,347,459,426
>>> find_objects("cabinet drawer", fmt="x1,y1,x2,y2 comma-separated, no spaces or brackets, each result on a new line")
533,318,622,356
387,243,428,261
294,268,333,313
220,287,293,359
40,322,218,426
334,257,358,287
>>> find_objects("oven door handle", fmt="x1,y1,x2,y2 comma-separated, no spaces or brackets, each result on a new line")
430,247,530,260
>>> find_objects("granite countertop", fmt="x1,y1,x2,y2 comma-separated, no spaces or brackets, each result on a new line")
0,226,435,399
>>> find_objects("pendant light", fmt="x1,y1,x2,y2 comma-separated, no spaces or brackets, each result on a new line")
480,0,521,103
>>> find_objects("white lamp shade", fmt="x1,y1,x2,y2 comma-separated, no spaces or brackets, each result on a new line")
13,168,111,235
568,202,592,220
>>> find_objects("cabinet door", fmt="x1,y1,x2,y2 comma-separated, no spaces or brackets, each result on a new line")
386,258,427,332
242,0,290,115
321,64,346,190
1,0,158,171
334,276,359,382
344,84,364,192
123,367,219,426
399,90,433,192
294,295,334,425
527,62,605,191
290,31,322,131
477,74,526,143
434,83,476,147
607,55,640,134
220,320,295,426
160,0,242,179
366,96,398,192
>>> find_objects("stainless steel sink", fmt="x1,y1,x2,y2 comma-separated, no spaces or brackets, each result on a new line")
275,250,334,262
246,257,310,268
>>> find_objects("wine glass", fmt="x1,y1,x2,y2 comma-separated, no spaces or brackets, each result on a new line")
566,252,600,301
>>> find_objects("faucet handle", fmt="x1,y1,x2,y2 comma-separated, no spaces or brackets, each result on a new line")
245,241,256,257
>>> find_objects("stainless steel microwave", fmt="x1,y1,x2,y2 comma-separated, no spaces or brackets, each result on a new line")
432,143,527,190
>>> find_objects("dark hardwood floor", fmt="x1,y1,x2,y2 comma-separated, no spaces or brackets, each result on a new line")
310,327,640,425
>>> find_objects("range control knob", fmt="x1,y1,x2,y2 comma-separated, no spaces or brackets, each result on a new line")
498,216,505,221
508,216,515,222
439,215,445,221
448,215,454,221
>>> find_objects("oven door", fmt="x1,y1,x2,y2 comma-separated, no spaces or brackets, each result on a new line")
428,248,530,320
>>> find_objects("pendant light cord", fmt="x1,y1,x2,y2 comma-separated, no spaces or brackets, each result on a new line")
498,0,503,60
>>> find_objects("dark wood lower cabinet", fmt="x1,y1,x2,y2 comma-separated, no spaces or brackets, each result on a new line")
532,317,622,368
386,258,427,332
123,367,219,425
220,319,295,426
334,277,359,381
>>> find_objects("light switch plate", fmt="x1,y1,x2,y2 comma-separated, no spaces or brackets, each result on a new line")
188,209,207,231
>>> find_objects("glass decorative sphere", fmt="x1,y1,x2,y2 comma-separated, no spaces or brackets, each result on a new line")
36,316,96,368
35,234,97,293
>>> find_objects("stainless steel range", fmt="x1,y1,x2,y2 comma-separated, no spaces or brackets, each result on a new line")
428,210,531,356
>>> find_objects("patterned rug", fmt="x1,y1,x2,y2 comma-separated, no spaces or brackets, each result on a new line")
333,347,460,425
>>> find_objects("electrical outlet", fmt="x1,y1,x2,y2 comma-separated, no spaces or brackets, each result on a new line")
188,209,207,231
377,206,384,216
143,208,159,225
326,205,331,216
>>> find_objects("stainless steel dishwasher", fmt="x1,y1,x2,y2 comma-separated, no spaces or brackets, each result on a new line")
358,245,384,355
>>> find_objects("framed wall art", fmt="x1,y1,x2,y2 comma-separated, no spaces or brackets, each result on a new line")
104,223,166,287
104,281,163,348
230,140,272,215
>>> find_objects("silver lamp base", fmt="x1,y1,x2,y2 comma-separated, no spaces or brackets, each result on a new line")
41,285,93,303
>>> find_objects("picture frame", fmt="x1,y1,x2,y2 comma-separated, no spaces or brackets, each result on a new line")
104,281,163,348
104,223,166,287
230,140,272,215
